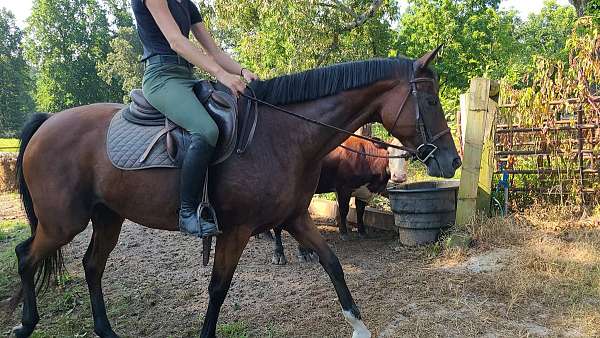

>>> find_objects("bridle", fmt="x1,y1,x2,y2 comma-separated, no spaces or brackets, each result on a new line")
388,66,451,163
239,67,450,163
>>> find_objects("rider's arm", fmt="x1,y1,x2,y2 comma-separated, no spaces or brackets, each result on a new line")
145,0,246,94
191,23,259,82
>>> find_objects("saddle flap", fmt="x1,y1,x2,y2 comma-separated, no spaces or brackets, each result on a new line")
207,93,238,164
194,80,214,104
211,91,232,109
193,81,238,164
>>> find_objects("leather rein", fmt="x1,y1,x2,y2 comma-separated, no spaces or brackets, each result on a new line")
239,70,450,163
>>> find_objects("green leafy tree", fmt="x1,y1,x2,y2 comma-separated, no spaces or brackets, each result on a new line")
24,0,120,112
569,0,589,16
584,0,600,19
205,0,399,78
0,8,34,136
103,0,134,28
396,0,519,112
516,1,577,65
97,0,142,102
99,0,400,101
98,26,144,102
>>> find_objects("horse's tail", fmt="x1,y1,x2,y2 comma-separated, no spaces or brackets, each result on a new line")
17,113,49,233
15,113,64,292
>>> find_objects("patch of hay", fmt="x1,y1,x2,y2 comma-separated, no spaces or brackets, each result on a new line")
437,205,600,336
0,153,17,193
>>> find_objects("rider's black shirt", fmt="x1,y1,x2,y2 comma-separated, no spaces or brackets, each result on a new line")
132,0,203,61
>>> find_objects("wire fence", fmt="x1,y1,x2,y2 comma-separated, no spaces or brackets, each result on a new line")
493,97,600,207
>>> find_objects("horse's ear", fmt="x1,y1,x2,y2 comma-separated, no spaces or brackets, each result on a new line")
414,44,443,71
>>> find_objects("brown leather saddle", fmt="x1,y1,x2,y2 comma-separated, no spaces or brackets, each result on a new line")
118,80,257,167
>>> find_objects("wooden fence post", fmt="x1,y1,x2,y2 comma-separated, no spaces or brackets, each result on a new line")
455,78,498,225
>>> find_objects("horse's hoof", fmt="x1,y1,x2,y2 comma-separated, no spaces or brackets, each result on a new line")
297,249,318,263
358,232,368,240
271,252,288,265
12,324,35,338
340,233,350,241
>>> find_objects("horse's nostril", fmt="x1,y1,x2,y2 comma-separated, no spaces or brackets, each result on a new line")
452,157,462,170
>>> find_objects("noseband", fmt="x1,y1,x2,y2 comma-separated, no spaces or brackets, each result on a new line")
389,69,451,163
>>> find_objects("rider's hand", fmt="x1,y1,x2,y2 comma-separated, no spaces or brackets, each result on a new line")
241,68,260,82
216,70,246,97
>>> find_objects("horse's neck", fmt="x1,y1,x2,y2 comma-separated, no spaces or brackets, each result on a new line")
280,82,391,162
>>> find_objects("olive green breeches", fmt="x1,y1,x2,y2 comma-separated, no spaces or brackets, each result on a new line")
142,63,219,147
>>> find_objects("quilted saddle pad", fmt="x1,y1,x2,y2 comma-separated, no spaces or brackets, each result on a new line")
107,108,185,170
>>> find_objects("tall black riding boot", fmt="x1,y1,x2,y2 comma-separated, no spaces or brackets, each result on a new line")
179,135,220,238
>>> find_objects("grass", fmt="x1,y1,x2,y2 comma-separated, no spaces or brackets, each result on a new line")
435,205,600,336
217,321,249,338
0,221,28,299
0,139,19,152
0,218,94,337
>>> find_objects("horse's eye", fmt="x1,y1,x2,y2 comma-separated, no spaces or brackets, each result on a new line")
427,98,438,106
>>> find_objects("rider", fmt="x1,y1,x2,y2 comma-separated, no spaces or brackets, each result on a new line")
132,0,259,237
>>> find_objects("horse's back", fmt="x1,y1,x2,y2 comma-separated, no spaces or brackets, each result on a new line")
26,103,122,168
29,103,122,147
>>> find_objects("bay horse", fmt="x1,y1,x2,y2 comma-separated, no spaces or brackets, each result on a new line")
8,47,460,338
270,137,392,264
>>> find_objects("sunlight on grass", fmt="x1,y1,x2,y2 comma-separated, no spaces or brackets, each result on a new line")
0,221,28,242
0,139,19,152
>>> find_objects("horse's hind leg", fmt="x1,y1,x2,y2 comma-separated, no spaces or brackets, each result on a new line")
13,219,87,338
271,226,288,265
83,205,124,338
12,237,37,338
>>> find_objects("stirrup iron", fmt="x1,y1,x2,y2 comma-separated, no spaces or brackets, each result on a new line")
198,172,222,236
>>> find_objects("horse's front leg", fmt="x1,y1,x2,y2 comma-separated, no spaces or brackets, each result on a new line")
355,198,368,239
286,212,371,338
200,226,251,338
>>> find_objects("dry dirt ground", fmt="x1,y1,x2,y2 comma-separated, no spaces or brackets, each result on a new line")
1,193,599,337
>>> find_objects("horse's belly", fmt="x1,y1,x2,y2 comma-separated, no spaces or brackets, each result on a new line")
97,166,180,230
212,167,320,228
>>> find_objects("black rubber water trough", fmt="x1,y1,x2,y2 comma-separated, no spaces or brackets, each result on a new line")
388,180,460,246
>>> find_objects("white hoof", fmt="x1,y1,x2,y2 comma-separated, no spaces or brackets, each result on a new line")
352,328,372,338
343,309,371,338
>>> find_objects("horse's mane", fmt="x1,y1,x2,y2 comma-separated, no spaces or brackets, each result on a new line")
249,57,413,105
